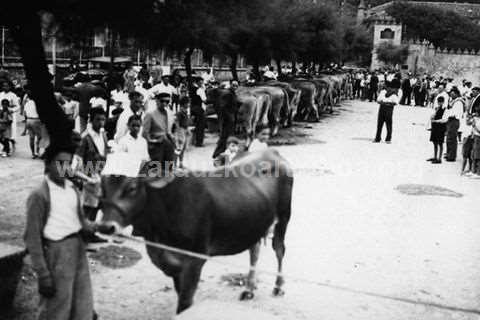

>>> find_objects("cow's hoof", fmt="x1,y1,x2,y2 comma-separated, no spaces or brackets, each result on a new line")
272,287,285,297
239,291,255,301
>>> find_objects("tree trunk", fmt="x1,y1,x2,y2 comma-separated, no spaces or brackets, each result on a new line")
276,59,282,77
184,48,194,90
292,61,297,75
9,12,71,149
230,53,238,82
252,60,260,81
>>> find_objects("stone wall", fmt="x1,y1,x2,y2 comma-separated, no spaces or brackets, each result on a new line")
406,40,480,83
370,20,403,70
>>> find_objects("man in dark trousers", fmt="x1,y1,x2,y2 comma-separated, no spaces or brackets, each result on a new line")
400,75,412,106
369,72,379,102
190,77,207,147
142,92,175,172
373,79,401,143
445,87,464,161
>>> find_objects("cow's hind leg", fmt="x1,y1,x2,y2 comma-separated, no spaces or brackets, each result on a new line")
240,241,261,301
272,220,287,296
176,259,205,314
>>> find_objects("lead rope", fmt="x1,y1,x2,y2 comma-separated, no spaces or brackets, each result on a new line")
97,232,480,316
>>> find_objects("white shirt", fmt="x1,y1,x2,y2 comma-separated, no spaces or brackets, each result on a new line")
24,100,39,118
377,89,400,105
114,106,142,142
445,98,464,120
89,97,107,111
0,91,20,110
43,177,82,241
434,91,450,109
196,87,207,111
87,128,106,156
264,70,277,80
149,83,176,99
117,133,149,161
111,89,129,105
249,139,269,152
63,100,79,118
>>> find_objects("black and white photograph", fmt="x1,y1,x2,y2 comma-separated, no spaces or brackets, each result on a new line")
1,0,480,319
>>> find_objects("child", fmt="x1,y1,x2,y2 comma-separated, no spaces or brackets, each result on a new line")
63,92,79,129
249,124,270,152
0,99,13,157
428,96,448,164
215,136,241,166
117,115,149,162
173,97,190,168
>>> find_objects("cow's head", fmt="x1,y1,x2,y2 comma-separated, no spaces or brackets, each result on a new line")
98,175,151,235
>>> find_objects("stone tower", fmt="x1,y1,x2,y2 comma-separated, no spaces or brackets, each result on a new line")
357,0,366,24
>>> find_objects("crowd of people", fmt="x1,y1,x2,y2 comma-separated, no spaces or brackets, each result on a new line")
365,70,480,178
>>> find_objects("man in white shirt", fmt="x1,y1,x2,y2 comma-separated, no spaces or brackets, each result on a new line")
114,91,144,142
149,75,177,102
23,91,43,158
373,79,400,143
117,115,149,161
445,87,464,161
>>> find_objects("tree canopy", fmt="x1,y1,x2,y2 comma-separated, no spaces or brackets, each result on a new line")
375,42,409,67
387,2,480,50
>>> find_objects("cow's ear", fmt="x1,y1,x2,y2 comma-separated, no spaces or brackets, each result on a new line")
144,176,175,189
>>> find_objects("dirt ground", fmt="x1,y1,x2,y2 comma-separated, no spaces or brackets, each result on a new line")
2,100,480,319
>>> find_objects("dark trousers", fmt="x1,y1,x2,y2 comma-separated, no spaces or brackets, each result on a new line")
39,235,93,320
374,104,393,142
400,89,411,105
191,106,206,146
369,86,378,102
446,118,459,161
148,138,175,174
0,137,10,154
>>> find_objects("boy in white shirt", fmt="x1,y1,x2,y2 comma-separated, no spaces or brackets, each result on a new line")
118,115,149,162
249,125,270,152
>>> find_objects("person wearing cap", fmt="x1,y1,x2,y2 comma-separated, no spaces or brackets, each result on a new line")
373,79,400,144
149,74,177,104
445,87,464,161
142,92,175,172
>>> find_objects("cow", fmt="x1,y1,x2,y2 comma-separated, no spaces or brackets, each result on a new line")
206,88,239,158
237,86,289,136
291,80,320,122
98,149,294,314
264,81,301,127
236,92,271,144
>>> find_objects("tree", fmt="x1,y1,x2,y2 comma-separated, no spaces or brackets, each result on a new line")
387,2,480,50
375,42,409,67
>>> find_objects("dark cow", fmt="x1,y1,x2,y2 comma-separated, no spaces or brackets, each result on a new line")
206,88,238,158
99,149,294,314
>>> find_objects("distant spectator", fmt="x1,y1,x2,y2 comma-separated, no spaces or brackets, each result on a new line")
428,96,448,164
0,99,13,157
173,96,190,168
117,115,149,162
373,80,400,144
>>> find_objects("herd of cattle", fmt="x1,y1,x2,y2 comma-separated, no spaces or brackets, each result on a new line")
207,72,352,156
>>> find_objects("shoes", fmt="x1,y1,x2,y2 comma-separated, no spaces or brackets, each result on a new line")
432,159,442,164
32,154,38,159
470,174,480,179
445,159,456,162
372,140,381,143
0,152,6,158
426,158,435,162
464,171,473,177
385,140,392,144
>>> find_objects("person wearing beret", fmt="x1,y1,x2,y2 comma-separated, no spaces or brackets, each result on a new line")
142,92,175,173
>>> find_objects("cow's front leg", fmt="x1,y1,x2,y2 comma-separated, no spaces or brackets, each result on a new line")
240,241,261,301
176,259,205,314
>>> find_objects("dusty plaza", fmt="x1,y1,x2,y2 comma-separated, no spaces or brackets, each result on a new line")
1,99,480,319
